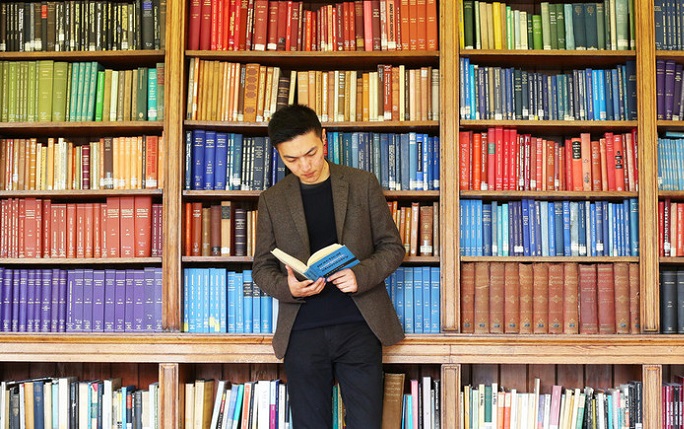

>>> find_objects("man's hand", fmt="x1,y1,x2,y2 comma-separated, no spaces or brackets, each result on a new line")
286,265,326,297
327,268,358,294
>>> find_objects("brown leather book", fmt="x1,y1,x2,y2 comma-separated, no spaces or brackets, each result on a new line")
460,262,475,333
432,201,439,257
578,264,598,334
547,263,564,334
628,263,640,333
409,202,419,256
532,262,549,333
489,261,505,334
201,207,211,256
562,262,579,334
596,263,616,334
191,202,203,256
419,204,433,256
613,262,630,334
474,261,490,333
209,204,221,257
503,262,520,333
381,373,405,429
518,263,533,334
242,63,261,122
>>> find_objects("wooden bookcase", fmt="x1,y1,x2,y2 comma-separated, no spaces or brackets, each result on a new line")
1,1,683,428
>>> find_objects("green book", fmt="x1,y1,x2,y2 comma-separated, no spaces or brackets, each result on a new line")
36,60,54,122
65,63,73,121
548,3,558,49
540,2,551,49
85,62,104,121
1,61,9,122
51,62,69,122
596,2,605,49
26,61,37,122
563,4,575,50
136,67,148,121
8,62,19,122
555,3,566,49
527,13,534,49
532,14,543,50
147,67,157,121
0,62,4,122
18,62,27,122
69,61,81,121
615,0,629,50
463,0,475,49
506,6,513,50
604,0,613,49
80,61,93,121
155,62,164,121
94,69,106,121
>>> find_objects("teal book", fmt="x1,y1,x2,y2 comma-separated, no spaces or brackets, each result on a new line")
85,62,104,121
270,243,359,281
563,4,575,49
147,67,158,121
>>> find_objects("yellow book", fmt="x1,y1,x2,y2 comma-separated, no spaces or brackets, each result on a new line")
492,2,503,49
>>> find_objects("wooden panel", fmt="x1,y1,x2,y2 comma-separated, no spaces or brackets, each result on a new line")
643,365,662,429
442,364,461,429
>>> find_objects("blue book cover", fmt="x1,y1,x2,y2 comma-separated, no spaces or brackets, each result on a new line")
10,270,20,331
191,129,205,190
422,266,431,334
25,270,36,332
505,67,514,120
432,136,440,190
469,63,478,119
214,132,228,190
92,270,105,332
72,269,85,332
122,272,135,332
501,203,509,256
585,68,595,121
413,268,423,333
521,199,531,257
387,134,397,190
394,268,405,332
252,137,267,190
233,271,242,334
533,200,543,256
539,73,548,120
231,133,244,190
516,200,526,255
623,200,631,257
357,133,368,172
400,133,411,190
597,69,607,120
350,132,360,169
589,202,597,257
182,268,190,332
261,293,272,333
546,201,555,257
372,133,382,183
342,132,353,167
604,68,614,120
477,66,487,120
550,74,558,120
604,201,612,256
252,284,261,334
461,57,470,119
243,271,253,334
409,132,418,190
611,68,621,120
203,130,216,190
482,203,492,256
595,200,605,256
474,200,483,256
380,133,390,190
577,201,587,256
227,271,237,333
430,267,440,333
82,269,94,332
142,267,156,332
464,199,472,256
271,244,360,281
420,133,429,190
114,270,126,332
629,198,639,256
404,267,414,333
57,270,67,332
197,268,208,333
563,200,572,256
103,269,116,332
591,69,600,121
625,60,637,120
459,200,466,256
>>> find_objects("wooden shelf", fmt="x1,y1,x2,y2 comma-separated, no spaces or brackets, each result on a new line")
0,189,163,198
459,119,638,133
0,257,163,265
183,190,440,199
460,256,640,263
184,119,440,132
0,121,164,136
460,190,638,200
459,49,636,68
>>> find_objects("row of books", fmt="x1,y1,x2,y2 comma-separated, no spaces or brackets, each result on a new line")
0,267,163,333
0,377,158,429
658,137,684,191
460,199,639,258
461,380,643,429
0,197,163,259
459,129,639,192
0,61,164,123
460,262,640,335
182,268,275,334
0,135,164,191
187,0,438,52
389,201,440,257
186,59,439,123
396,375,441,429
656,60,684,121
660,200,684,257
326,131,440,191
655,0,684,50
385,266,441,334
0,1,165,52
663,378,684,429
660,268,684,334
183,202,255,258
459,58,638,121
461,1,635,51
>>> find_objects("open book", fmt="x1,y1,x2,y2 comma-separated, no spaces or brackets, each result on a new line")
270,243,360,280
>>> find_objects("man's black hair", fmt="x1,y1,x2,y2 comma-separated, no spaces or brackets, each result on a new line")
268,104,323,146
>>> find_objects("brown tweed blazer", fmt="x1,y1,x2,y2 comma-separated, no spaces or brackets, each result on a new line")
252,162,406,359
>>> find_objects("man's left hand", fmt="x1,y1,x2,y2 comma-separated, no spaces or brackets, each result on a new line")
327,269,358,294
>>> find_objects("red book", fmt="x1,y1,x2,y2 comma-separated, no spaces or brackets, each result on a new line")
472,132,482,190
570,137,583,191
458,131,471,190
236,0,249,50
266,0,280,50
342,2,352,50
187,0,202,50
119,196,135,258
578,263,598,334
371,0,382,50
604,132,616,190
289,1,302,50
563,262,579,334
42,199,51,258
335,3,344,51
55,203,67,258
624,131,636,191
580,132,592,191
199,0,212,50
134,196,153,257
106,197,121,258
210,0,220,50
494,127,504,190
75,203,85,258
276,1,289,50
599,137,608,191
545,138,556,191
659,200,665,257
217,0,227,50
252,0,269,51
480,132,488,190
24,198,38,258
244,0,256,50
425,0,437,50
284,1,294,50
532,262,549,334
100,201,108,258
630,127,639,190
191,202,203,256
535,137,543,190
590,139,602,191
144,135,158,189
66,203,77,258
486,129,496,189
613,133,626,191
502,128,511,190
93,203,102,258
363,0,374,51
354,1,365,51
613,262,630,334
416,0,427,49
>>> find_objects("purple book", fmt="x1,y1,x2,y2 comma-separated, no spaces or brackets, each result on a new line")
0,268,11,332
18,269,28,332
82,269,94,332
11,270,20,331
104,270,117,332
92,270,105,332
40,269,52,332
49,269,60,332
26,270,38,332
143,268,156,332
133,270,145,331
114,270,127,332
124,270,135,332
65,270,76,332
154,267,162,331
58,270,68,332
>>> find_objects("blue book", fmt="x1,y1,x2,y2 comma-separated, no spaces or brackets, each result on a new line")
227,271,237,333
39,270,53,332
597,69,607,120
604,68,614,120
214,132,228,190
604,201,612,256
252,137,267,190
413,268,423,333
231,133,244,190
233,271,242,334
505,67,514,119
458,200,466,256
394,268,405,332
474,200,483,256
533,200,543,256
200,268,210,333
629,198,639,256
461,57,470,119
387,134,397,190
595,200,605,256
585,68,595,120
132,269,145,332
261,293,272,333
432,136,440,190
242,271,253,334
550,74,558,120
547,202,555,257
342,132,353,167
26,270,37,332
400,133,410,190
422,266,431,333
372,133,382,183
625,60,637,120
409,132,418,190
203,130,216,190
521,199,531,257
103,270,116,332
380,133,390,189
591,69,600,121
403,267,414,333
589,202,597,257
350,132,360,169
430,267,440,333
577,201,587,256
57,270,67,332
562,200,572,256
611,68,621,120
419,133,429,190
482,203,492,256
501,203,510,256
270,244,360,281
191,129,205,190
252,284,261,334
114,270,127,332
477,66,487,120
357,133,368,172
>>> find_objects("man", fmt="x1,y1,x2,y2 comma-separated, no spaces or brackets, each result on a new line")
252,104,406,429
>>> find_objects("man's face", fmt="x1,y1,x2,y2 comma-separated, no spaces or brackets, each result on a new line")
276,130,330,185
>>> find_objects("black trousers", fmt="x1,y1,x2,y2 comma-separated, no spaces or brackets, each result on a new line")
284,321,384,429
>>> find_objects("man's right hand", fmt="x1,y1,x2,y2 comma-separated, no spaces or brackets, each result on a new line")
286,265,326,297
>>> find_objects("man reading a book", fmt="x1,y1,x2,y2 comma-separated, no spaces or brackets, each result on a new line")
253,104,406,429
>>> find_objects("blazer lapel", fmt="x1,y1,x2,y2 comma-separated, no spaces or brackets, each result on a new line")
284,177,310,254
331,165,349,243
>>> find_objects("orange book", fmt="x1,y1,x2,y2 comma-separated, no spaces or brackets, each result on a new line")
418,204,433,256
518,262,533,334
628,263,640,333
242,63,260,122
503,263,520,333
201,207,211,256
134,196,152,257
547,263,564,334
191,202,203,256
75,203,85,258
489,262,505,334
399,0,410,50
415,0,427,49
590,139,602,191
578,264,598,334
23,198,38,258
596,263,616,334
144,135,158,189
184,202,192,256
391,66,400,120
532,263,549,334
42,199,51,258
425,0,437,50
458,131,471,190
613,262,630,334
563,262,579,334
408,0,418,50
409,202,419,256
209,0,219,50
473,262,490,334
545,138,556,191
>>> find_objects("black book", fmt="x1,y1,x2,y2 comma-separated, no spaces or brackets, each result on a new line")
660,269,677,333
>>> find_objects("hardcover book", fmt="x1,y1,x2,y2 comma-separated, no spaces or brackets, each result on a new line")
271,243,359,280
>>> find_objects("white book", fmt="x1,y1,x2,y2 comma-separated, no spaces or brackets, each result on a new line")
102,378,122,429
209,380,227,429
509,389,518,429
423,377,433,429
